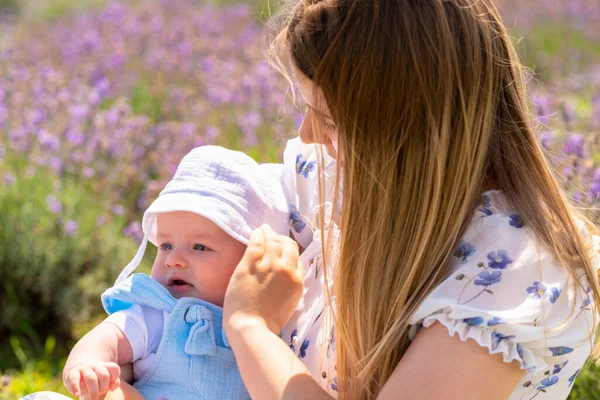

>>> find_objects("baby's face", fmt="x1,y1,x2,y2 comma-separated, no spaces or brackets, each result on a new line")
150,211,247,306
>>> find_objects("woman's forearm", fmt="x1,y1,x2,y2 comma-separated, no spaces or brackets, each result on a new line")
227,318,333,400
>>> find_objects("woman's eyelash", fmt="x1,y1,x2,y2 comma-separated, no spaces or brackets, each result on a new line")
323,120,336,131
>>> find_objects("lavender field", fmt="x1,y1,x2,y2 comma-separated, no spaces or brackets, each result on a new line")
0,0,599,398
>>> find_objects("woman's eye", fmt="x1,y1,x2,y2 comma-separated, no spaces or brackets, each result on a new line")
193,244,207,251
160,243,172,251
323,119,336,131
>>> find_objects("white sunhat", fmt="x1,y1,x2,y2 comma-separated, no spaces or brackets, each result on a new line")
115,146,290,285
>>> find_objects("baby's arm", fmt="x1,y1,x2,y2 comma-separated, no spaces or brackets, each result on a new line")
63,323,133,400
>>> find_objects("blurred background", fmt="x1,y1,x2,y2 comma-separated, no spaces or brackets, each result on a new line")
0,0,599,398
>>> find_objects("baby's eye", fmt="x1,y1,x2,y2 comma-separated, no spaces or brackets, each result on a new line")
160,243,172,251
193,244,208,251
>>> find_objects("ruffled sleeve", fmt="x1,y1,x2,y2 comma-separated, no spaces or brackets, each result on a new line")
408,196,599,374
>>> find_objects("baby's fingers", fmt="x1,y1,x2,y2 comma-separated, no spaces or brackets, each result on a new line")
82,368,100,400
66,368,82,397
92,364,113,395
105,362,122,391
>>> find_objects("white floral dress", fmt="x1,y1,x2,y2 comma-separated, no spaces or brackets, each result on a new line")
279,137,600,399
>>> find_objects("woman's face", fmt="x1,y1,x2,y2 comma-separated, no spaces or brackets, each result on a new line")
292,64,339,160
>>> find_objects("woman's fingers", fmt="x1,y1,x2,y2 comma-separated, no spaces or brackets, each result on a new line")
245,227,267,265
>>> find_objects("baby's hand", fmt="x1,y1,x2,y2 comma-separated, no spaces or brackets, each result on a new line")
63,361,121,400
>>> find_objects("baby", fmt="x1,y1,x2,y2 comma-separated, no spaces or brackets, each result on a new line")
62,146,290,400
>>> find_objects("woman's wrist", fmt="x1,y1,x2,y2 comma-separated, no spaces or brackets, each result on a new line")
225,314,272,343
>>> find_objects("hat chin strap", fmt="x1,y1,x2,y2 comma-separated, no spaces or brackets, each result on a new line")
115,214,155,285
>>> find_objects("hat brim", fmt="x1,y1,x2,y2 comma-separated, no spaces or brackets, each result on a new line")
142,192,251,246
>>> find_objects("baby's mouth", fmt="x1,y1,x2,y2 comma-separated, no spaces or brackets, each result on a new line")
168,277,193,293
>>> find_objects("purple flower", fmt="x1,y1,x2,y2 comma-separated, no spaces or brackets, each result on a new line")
299,339,310,358
537,375,559,390
509,215,524,228
331,376,338,392
454,241,476,264
46,195,63,214
491,332,516,351
549,287,561,304
553,360,569,374
568,369,581,386
124,221,143,243
487,317,505,326
540,131,554,148
463,317,484,326
112,205,126,216
527,281,547,299
64,220,78,236
516,343,524,360
289,204,306,233
3,172,15,186
487,250,513,269
564,134,584,158
295,154,316,178
474,270,502,286
548,346,574,356
289,328,298,351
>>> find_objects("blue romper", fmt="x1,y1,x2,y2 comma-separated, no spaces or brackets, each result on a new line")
101,273,250,400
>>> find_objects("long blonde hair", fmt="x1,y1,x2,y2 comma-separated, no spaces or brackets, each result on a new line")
270,0,600,398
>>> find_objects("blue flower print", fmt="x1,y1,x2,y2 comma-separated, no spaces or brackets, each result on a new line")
331,376,338,392
481,194,491,208
553,360,569,374
568,369,581,386
487,317,505,326
487,250,513,269
537,375,559,390
548,346,574,356
509,214,524,228
491,332,516,351
516,343,524,360
289,204,306,233
299,338,310,358
527,281,548,300
549,287,561,304
479,195,493,216
582,297,592,309
463,317,484,326
295,154,316,178
474,270,502,286
454,241,476,264
289,329,298,351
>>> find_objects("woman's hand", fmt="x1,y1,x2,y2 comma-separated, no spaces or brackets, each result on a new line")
223,225,304,335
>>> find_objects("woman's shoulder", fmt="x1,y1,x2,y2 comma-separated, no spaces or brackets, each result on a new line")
409,190,599,374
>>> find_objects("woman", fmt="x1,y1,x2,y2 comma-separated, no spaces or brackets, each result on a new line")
222,0,600,399
23,1,599,399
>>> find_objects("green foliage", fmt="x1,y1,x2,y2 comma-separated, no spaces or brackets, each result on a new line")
0,0,18,14
0,337,70,399
130,80,166,123
19,0,108,21
0,163,147,370
569,361,600,399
